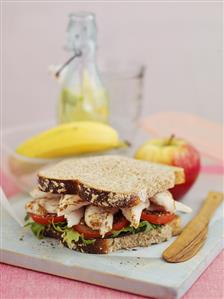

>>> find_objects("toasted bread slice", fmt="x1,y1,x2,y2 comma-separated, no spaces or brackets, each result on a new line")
38,155,184,208
43,216,181,254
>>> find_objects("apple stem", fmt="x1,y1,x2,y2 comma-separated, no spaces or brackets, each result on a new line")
166,134,175,145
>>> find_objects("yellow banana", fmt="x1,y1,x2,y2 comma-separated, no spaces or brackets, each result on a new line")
16,121,124,158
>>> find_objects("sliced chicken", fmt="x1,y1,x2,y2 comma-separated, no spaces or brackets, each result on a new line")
57,195,89,228
65,208,84,227
150,191,192,213
57,194,89,216
25,198,60,215
84,205,116,237
175,201,192,213
150,191,176,213
30,188,61,200
137,189,148,202
121,200,150,228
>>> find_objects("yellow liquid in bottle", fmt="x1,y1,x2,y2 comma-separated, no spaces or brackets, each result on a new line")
58,88,109,124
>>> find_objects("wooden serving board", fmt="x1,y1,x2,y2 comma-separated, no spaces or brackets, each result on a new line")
1,172,223,299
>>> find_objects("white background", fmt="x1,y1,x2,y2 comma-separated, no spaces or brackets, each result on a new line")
2,1,223,128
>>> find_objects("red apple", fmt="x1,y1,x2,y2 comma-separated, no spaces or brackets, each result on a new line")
135,135,201,200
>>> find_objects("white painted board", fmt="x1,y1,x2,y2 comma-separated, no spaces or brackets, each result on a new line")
1,172,223,299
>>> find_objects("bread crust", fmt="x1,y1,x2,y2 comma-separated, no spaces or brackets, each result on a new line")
43,216,181,254
38,156,185,208
38,176,140,208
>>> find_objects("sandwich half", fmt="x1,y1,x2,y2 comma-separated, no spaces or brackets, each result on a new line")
24,155,191,254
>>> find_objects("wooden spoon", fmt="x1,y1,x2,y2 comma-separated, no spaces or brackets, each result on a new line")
163,191,223,263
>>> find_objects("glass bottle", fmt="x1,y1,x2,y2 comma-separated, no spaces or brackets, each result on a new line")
57,12,109,123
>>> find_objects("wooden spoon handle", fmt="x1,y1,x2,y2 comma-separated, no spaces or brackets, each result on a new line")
163,191,223,263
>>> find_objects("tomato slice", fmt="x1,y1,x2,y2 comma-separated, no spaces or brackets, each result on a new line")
73,215,129,239
111,214,129,231
29,213,66,225
141,210,176,225
73,223,102,238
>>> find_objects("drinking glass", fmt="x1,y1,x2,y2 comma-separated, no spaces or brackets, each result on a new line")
101,62,145,143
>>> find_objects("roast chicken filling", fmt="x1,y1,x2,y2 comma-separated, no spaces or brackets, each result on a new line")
26,189,191,237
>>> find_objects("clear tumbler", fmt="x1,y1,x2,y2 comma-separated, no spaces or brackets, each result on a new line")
102,63,145,143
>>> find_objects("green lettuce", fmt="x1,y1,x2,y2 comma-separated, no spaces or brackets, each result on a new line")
52,221,68,233
24,214,29,222
111,221,161,238
80,235,96,245
62,229,80,249
24,222,45,239
138,221,161,232
24,214,96,246
52,222,96,246
62,228,96,248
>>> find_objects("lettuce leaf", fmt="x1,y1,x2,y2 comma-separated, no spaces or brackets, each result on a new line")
52,222,96,246
62,228,96,248
62,229,80,249
52,221,68,233
111,221,161,238
111,225,135,237
137,221,160,232
24,222,45,239
80,236,96,245
24,215,96,246
24,213,29,222
24,214,45,239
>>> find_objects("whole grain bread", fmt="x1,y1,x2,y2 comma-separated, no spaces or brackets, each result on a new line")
43,215,181,254
38,155,184,208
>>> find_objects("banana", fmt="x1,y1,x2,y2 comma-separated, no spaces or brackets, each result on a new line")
16,121,124,158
